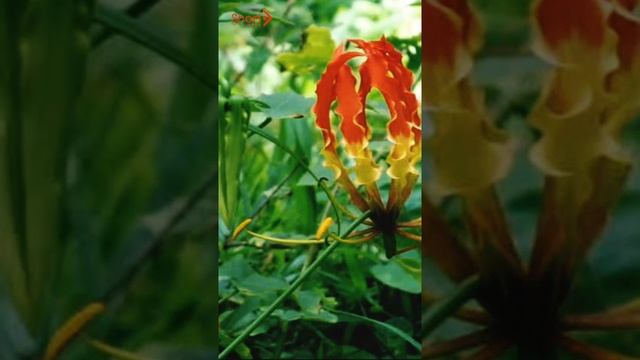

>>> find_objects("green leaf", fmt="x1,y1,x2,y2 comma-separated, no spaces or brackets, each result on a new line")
219,331,253,359
303,309,338,323
329,346,376,359
291,186,317,233
219,98,250,228
257,93,315,119
93,4,216,91
345,251,367,294
333,309,421,351
219,256,255,281
295,290,322,313
293,290,338,323
19,0,90,330
0,0,29,326
0,293,36,358
237,274,289,295
271,309,303,322
221,298,261,333
370,260,421,294
276,25,335,75
297,165,333,186
246,45,271,79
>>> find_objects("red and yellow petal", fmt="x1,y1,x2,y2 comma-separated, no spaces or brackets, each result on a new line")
532,0,617,74
313,46,364,154
351,38,421,185
423,0,474,107
606,0,640,135
335,63,381,185
437,0,485,53
313,36,420,210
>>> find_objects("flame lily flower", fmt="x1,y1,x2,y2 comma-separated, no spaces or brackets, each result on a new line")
313,37,422,258
423,0,640,358
230,38,422,258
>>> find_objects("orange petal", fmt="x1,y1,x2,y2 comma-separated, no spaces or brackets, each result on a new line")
348,38,421,190
334,61,381,185
423,1,474,107
424,1,463,68
606,4,640,132
436,0,484,53
609,2,640,71
535,0,608,49
335,64,367,146
532,0,616,70
357,59,373,139
313,46,364,153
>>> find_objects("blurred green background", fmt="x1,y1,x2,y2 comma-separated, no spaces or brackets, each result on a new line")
218,0,422,358
1,0,216,359
424,0,640,358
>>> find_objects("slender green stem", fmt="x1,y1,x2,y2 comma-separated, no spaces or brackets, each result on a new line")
93,4,216,91
219,211,371,359
422,275,481,337
247,124,345,234
91,0,163,47
100,170,215,301
249,164,299,219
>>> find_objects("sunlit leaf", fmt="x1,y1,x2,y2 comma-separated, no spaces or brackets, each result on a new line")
276,25,335,75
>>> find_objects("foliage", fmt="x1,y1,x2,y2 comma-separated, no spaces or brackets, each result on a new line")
218,0,422,358
1,0,215,359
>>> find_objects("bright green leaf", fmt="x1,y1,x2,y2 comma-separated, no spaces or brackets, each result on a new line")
276,25,335,75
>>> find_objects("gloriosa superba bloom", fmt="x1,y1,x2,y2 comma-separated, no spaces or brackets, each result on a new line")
424,0,640,358
313,37,422,257
234,37,422,258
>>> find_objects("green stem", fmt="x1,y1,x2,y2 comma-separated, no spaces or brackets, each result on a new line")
247,124,345,234
91,0,163,47
93,4,216,91
219,211,371,359
422,275,481,337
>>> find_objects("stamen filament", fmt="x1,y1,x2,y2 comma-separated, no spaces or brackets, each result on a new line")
395,228,421,242
398,218,422,228
346,227,377,238
329,232,378,244
247,231,325,245
394,245,419,257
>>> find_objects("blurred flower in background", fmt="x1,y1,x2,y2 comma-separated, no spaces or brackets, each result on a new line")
423,0,640,358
